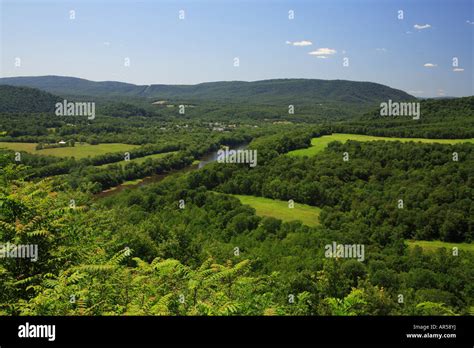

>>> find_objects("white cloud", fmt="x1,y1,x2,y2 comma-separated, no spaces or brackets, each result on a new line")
466,20,474,25
103,42,111,46
424,63,437,68
294,40,312,46
286,40,312,46
408,90,424,94
406,31,412,34
308,48,337,56
453,68,464,72
376,48,387,52
316,56,328,59
414,24,431,30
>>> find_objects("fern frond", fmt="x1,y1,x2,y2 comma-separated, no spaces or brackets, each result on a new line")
66,271,85,285
107,248,132,266
198,258,214,271
73,264,116,273
27,229,51,238
153,259,190,277
151,293,174,315
0,220,16,234
218,302,240,315
20,215,44,233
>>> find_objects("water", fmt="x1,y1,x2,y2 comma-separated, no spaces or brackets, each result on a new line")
198,144,248,168
96,144,247,198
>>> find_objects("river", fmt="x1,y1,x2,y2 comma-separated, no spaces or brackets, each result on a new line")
96,144,247,198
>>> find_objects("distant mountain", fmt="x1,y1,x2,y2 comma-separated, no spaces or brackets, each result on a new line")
429,96,457,100
0,85,62,113
0,76,414,106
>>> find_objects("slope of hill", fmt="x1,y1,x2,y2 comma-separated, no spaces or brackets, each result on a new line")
331,96,474,138
0,85,62,113
0,76,414,105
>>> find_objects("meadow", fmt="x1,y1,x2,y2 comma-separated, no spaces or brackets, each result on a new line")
407,240,474,253
0,142,139,159
233,194,321,227
287,133,474,157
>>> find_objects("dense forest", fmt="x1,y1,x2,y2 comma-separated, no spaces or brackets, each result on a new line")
0,83,473,317
333,97,474,138
0,85,62,113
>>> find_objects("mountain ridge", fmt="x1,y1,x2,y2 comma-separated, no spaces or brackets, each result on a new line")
0,75,415,105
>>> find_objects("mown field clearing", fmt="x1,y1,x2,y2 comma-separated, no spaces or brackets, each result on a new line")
0,142,38,152
287,134,474,157
0,142,139,159
97,151,177,168
407,240,474,253
233,194,321,227
122,178,144,185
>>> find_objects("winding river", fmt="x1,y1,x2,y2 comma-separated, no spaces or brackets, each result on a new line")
96,144,247,198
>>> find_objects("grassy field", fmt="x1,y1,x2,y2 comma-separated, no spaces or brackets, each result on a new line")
122,178,144,185
0,142,38,152
97,151,177,168
233,194,321,227
287,134,474,157
407,240,474,253
0,142,139,159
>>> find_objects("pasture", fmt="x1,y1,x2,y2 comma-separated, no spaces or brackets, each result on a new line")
233,194,321,227
287,134,474,157
0,142,139,159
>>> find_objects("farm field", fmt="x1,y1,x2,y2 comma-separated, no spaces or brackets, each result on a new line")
97,151,177,168
287,133,474,157
407,240,474,253
233,194,321,227
0,142,139,158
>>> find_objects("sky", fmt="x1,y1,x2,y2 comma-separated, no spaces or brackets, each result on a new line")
0,0,473,97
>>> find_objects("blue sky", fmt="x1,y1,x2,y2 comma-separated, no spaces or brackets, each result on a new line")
1,0,472,97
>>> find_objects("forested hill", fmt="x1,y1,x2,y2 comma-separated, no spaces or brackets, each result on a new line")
363,96,474,120
0,85,62,113
0,76,414,105
331,96,474,138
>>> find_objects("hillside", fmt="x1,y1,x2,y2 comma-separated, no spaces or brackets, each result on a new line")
331,96,474,138
0,76,414,106
0,85,63,113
